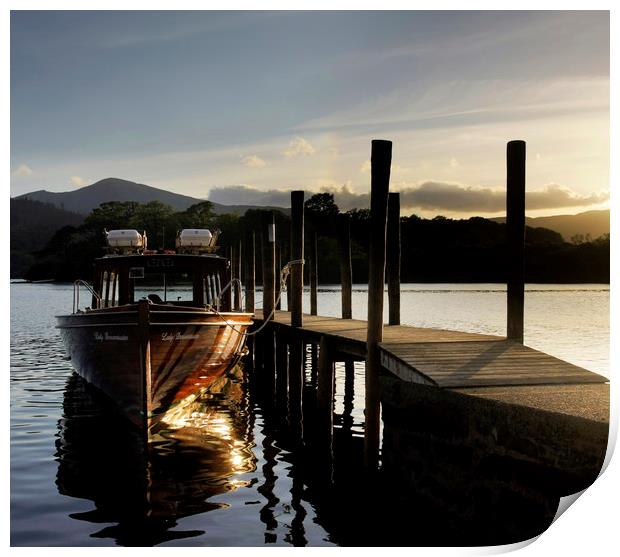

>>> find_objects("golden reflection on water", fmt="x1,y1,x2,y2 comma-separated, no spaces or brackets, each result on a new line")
55,368,256,543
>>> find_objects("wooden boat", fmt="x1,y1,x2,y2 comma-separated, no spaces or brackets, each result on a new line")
56,228,253,430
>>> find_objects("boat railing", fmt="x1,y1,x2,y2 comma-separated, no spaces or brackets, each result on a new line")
73,280,101,313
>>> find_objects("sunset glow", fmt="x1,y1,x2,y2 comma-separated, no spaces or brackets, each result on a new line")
10,11,609,218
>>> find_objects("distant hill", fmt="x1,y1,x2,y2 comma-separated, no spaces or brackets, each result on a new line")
14,177,289,216
491,210,609,242
15,178,208,214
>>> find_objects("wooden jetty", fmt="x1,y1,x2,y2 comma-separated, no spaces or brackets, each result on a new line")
230,138,608,531
261,310,606,390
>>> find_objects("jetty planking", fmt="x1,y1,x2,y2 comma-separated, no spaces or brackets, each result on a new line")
256,310,607,390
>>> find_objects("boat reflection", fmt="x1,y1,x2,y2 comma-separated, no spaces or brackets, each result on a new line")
54,369,255,546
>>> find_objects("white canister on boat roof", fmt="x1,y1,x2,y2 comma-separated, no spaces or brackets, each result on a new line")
177,228,213,248
106,229,145,248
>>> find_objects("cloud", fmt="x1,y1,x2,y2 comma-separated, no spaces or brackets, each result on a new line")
70,176,87,187
209,185,291,207
525,183,608,211
241,155,267,168
12,164,33,177
208,182,608,214
449,158,459,168
360,160,371,173
328,182,609,213
283,137,315,158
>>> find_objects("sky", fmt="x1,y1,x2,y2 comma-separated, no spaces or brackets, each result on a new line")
10,10,610,218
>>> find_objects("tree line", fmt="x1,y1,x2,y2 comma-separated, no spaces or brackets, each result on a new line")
22,195,610,283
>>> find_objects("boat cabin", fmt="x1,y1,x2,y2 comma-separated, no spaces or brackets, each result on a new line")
91,229,231,311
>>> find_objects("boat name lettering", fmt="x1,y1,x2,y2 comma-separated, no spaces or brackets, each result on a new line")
147,258,175,268
161,332,200,342
94,332,129,342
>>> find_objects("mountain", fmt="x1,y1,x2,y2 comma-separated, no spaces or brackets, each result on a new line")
14,178,289,216
15,178,208,214
490,210,609,242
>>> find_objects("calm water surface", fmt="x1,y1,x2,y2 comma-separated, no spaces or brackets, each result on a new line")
10,283,609,546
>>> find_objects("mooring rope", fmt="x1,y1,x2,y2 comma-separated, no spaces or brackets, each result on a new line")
209,258,304,337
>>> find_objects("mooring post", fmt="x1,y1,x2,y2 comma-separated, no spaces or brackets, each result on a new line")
338,213,353,319
364,139,392,468
245,231,255,313
310,231,318,316
262,211,276,321
290,191,305,327
506,140,526,344
387,192,401,326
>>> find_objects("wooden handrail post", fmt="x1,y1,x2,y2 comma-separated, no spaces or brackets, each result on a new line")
387,192,401,326
290,190,305,327
364,139,392,468
506,140,526,343
338,213,353,319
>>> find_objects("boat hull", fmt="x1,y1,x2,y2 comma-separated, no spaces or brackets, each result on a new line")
56,301,253,429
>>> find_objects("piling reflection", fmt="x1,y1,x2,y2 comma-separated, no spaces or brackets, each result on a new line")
52,340,541,547
55,370,255,546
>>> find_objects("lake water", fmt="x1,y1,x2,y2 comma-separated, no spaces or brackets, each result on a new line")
10,283,609,546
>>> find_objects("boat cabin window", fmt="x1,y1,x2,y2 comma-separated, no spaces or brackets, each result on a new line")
132,271,194,303
95,256,227,308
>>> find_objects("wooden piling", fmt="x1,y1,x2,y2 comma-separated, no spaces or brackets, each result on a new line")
338,214,353,319
245,231,255,313
275,245,282,310
317,336,335,439
236,240,242,311
364,139,392,468
288,334,304,441
262,211,276,321
223,246,233,310
343,360,355,435
290,190,305,327
286,271,292,311
310,231,318,316
387,192,401,326
275,330,289,412
506,140,526,344
261,328,276,400
229,245,238,310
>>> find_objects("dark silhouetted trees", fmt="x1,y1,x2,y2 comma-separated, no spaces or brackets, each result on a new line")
21,200,609,284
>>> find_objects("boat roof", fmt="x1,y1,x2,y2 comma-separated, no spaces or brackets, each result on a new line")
96,252,226,261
